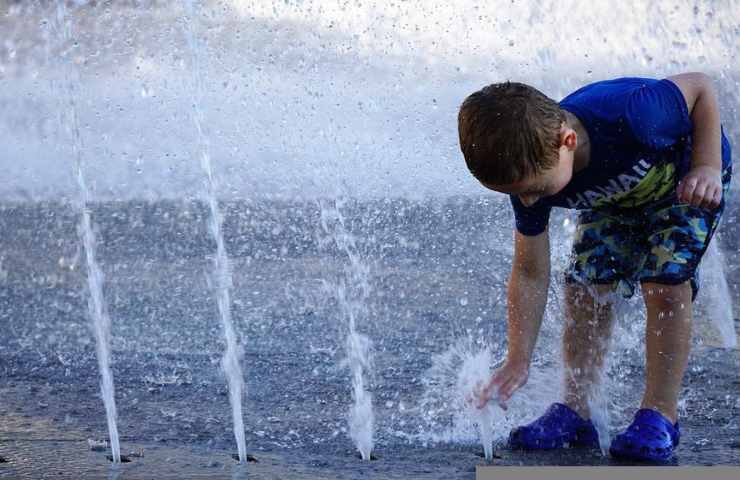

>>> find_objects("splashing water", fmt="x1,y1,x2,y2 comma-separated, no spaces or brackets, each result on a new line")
182,0,247,462
318,199,375,460
455,347,499,462
586,373,611,455
53,2,122,464
697,238,737,348
476,404,496,462
419,337,560,448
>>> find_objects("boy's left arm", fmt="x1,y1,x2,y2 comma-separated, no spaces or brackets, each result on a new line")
667,72,723,209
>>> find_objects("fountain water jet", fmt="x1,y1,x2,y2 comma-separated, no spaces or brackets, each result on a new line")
318,199,375,460
456,348,498,462
586,371,612,455
54,2,121,463
181,0,248,462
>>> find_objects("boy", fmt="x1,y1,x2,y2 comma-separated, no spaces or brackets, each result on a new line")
458,73,732,462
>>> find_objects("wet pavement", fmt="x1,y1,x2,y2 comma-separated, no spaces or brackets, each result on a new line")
0,198,738,478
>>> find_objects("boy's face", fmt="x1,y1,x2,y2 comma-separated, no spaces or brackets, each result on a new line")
481,124,577,207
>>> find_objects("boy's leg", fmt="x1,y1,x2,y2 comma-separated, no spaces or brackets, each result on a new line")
563,207,640,420
636,166,731,424
640,281,693,424
507,280,616,450
563,282,616,420
609,281,691,461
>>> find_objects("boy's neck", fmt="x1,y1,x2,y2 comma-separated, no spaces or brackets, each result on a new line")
565,111,591,173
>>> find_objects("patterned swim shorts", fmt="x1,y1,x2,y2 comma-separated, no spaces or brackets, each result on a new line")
565,167,732,301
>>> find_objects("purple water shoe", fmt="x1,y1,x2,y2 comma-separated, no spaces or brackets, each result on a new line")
609,409,680,462
508,402,600,450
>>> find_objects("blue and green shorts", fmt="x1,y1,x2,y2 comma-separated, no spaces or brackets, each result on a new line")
565,167,732,301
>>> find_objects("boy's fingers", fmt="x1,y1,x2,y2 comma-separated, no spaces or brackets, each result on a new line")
472,380,484,396
686,184,699,205
475,383,495,408
679,177,697,204
692,182,708,207
500,375,527,404
676,180,686,199
508,379,525,398
480,383,492,399
711,185,722,208
500,378,519,400
705,183,720,209
474,396,486,409
478,377,510,408
476,389,493,409
694,193,707,209
698,185,714,209
488,374,505,389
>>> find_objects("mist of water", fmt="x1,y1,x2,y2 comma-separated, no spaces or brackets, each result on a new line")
54,1,121,464
318,199,375,460
697,238,737,348
2,1,737,202
182,0,247,462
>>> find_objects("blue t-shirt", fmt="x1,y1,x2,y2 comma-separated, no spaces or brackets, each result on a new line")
510,77,732,236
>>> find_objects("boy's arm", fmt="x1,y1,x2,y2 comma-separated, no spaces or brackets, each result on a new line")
476,228,550,408
507,228,551,364
667,72,723,208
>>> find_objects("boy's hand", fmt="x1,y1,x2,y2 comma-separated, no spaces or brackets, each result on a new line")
676,165,722,209
473,357,529,410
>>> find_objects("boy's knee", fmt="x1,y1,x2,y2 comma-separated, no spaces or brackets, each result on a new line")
565,281,617,306
640,281,692,310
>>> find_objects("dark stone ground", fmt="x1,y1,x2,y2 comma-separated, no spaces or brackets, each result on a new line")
0,198,738,479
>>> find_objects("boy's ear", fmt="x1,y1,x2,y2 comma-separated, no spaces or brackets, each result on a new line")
559,125,578,151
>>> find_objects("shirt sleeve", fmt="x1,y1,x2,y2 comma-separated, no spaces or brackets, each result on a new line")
509,195,552,236
625,78,693,150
